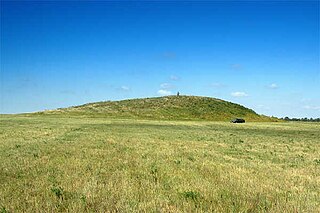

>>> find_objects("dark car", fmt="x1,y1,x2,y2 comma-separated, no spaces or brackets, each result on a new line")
231,118,245,123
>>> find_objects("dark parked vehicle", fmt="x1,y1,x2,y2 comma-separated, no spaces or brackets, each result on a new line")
231,118,245,123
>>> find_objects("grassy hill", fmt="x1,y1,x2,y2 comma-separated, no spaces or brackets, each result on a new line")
38,95,277,121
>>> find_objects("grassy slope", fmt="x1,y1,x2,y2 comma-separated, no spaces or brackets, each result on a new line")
38,95,277,122
0,115,319,212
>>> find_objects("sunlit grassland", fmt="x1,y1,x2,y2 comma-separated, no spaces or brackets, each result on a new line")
0,115,319,212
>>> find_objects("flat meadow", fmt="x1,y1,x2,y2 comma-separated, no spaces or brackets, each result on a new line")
0,115,319,212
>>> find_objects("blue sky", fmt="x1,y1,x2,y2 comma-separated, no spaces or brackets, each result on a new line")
1,1,319,118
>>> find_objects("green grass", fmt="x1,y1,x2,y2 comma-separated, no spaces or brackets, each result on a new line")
0,115,319,212
36,95,278,122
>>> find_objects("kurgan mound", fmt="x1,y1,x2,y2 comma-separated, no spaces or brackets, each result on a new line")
40,95,277,121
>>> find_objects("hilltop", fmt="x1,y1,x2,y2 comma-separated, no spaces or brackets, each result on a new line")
38,95,277,122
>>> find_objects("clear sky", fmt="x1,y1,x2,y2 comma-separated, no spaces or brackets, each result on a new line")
1,1,319,118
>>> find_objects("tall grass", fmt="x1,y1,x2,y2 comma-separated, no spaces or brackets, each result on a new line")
0,115,319,212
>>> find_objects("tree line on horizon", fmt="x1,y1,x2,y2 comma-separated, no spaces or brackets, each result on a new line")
281,117,320,122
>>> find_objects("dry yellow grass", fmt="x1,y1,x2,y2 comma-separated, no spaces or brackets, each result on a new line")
0,115,319,212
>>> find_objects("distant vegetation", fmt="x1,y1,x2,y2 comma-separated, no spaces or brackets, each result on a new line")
38,95,278,122
282,117,320,122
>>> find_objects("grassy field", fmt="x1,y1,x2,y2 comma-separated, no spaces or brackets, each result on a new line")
0,115,319,212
